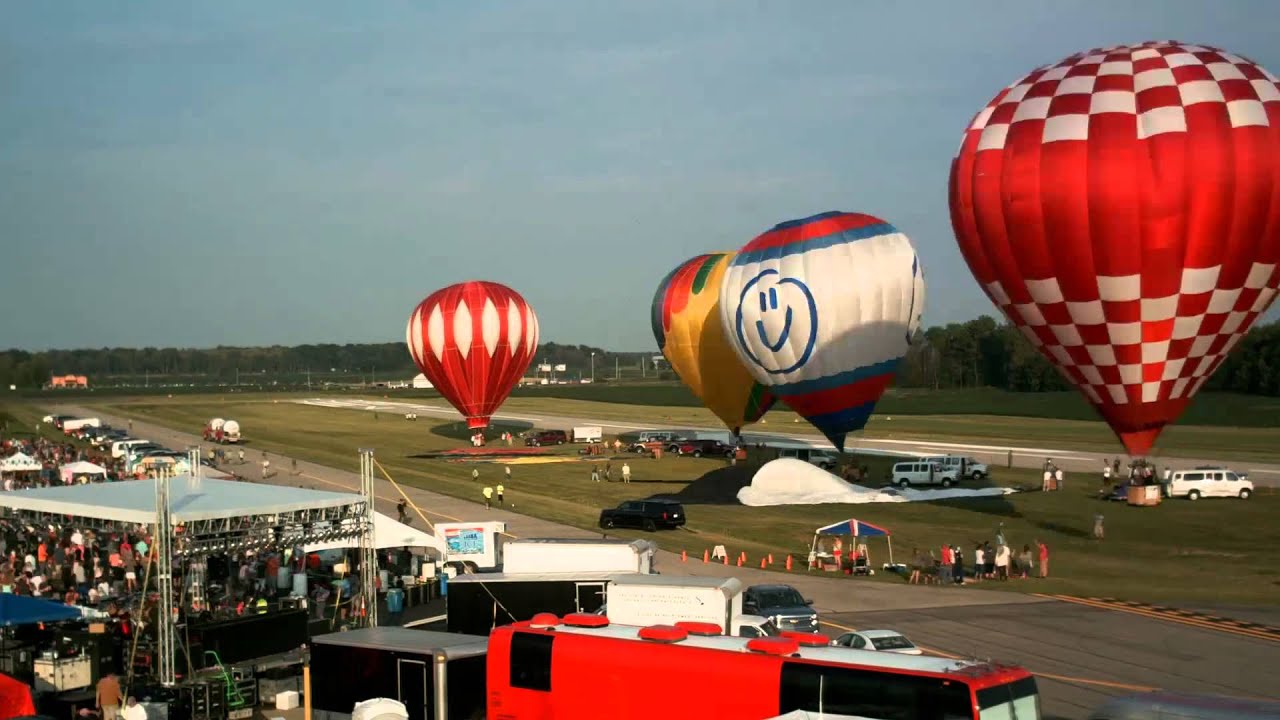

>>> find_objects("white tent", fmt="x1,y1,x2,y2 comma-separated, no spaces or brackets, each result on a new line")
0,453,42,473
304,512,443,553
411,373,433,389
59,461,108,484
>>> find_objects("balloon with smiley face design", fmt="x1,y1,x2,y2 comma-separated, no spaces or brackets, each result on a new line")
719,211,926,450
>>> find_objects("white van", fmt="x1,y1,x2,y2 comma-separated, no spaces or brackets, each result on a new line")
1168,468,1253,500
111,439,151,458
890,461,959,488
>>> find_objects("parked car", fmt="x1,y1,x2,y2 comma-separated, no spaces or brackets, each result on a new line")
889,461,960,488
918,455,989,481
524,430,568,447
832,629,922,655
776,447,841,471
742,584,819,633
1169,468,1253,500
669,439,734,457
598,499,686,531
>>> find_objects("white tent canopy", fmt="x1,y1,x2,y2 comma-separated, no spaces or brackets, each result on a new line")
1,453,42,473
59,461,108,483
304,512,443,554
0,474,364,525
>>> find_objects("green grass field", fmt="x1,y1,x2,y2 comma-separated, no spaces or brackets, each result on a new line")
18,394,1276,606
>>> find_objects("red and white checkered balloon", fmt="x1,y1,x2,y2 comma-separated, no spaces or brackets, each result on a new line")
950,41,1280,456
406,281,539,430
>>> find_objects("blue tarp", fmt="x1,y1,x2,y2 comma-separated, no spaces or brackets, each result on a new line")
815,519,890,537
0,594,82,627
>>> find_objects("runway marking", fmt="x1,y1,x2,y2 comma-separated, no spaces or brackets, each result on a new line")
1036,594,1280,644
820,619,1157,692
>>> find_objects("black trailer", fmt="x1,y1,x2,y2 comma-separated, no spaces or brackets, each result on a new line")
445,571,618,636
310,628,487,720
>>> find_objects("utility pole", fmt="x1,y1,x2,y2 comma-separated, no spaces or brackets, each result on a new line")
615,356,619,380
590,352,596,383
307,367,312,390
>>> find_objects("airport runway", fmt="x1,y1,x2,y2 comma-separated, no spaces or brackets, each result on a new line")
295,397,1280,486
64,405,1280,719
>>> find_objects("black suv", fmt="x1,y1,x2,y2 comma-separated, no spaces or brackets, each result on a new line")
669,439,735,457
524,430,568,446
598,499,686,532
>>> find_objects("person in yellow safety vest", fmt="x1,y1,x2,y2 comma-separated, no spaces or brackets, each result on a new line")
496,484,504,506
254,597,268,614
482,486,493,509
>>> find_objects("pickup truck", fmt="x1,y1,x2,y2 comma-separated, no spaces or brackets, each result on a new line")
669,439,735,457
598,499,686,532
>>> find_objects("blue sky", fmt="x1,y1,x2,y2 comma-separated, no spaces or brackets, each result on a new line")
2,1,1277,351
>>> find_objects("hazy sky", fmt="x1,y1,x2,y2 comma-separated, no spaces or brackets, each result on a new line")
3,1,1277,351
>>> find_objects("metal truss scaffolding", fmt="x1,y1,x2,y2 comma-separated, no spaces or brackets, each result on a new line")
358,449,379,629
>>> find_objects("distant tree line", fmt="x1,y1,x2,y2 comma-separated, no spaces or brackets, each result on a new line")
3,320,1278,396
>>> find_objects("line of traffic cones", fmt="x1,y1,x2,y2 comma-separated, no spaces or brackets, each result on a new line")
691,549,795,571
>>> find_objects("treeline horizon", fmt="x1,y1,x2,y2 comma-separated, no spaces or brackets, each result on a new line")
3,318,1278,397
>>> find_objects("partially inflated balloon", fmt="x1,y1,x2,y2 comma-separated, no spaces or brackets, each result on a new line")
406,281,539,430
652,253,775,434
949,41,1280,456
718,212,926,450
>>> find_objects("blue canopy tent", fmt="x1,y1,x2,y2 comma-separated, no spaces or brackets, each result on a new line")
809,519,894,570
0,594,82,627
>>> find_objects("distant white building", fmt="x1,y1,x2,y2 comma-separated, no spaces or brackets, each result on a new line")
412,373,434,389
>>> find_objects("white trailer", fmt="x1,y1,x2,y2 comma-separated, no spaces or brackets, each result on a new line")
604,575,776,637
62,418,101,432
501,538,656,575
572,425,603,443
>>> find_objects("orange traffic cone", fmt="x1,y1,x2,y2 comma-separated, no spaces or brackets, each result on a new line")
681,550,687,563
703,549,710,564
736,556,743,567
760,558,766,569
768,554,774,565
722,554,729,565
785,555,793,571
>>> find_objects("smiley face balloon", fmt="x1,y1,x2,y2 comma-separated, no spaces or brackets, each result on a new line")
718,211,926,450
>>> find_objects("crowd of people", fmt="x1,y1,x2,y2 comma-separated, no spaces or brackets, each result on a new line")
908,523,1050,585
1,435,130,491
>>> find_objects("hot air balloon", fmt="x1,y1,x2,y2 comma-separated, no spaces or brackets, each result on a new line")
652,253,776,435
405,281,539,430
949,41,1280,456
718,211,926,450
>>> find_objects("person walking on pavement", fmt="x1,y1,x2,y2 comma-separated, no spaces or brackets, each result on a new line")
496,483,505,506
261,457,271,480
482,486,493,509
396,498,408,524
238,448,245,464
504,465,511,483
621,462,631,484
291,457,298,476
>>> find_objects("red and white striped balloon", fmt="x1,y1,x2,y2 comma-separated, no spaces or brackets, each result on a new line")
406,281,540,430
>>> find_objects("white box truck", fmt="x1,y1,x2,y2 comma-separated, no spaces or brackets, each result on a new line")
603,575,778,637
62,418,101,432
502,538,656,575
572,425,603,443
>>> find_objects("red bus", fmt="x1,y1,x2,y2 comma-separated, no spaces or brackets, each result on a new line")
487,614,1040,720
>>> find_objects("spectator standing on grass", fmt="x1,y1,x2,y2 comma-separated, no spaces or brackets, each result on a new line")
604,462,612,481
1019,544,1033,579
1093,513,1105,540
908,548,922,584
505,465,511,483
496,484,504,506
1037,540,1049,578
471,468,479,482
973,544,985,582
939,545,953,584
591,466,600,483
995,543,1010,581
482,486,493,509
621,463,631,483
952,545,964,585
983,542,995,579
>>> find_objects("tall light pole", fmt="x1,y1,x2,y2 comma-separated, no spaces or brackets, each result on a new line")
590,352,596,383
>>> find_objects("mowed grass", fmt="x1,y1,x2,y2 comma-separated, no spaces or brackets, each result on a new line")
63,396,1280,606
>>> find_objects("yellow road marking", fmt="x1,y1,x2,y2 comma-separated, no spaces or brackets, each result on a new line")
1037,594,1280,644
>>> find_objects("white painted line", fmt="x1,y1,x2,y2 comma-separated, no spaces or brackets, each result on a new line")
403,614,447,627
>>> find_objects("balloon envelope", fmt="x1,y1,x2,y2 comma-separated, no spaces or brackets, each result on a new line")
406,281,539,430
718,211,926,450
652,253,775,433
949,41,1280,456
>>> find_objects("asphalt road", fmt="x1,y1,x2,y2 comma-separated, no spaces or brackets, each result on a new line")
295,397,1280,487
57,404,1280,719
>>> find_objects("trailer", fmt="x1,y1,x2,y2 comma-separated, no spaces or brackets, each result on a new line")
446,571,625,636
501,538,656,575
61,418,101,432
604,575,776,636
572,425,603,443
310,628,487,720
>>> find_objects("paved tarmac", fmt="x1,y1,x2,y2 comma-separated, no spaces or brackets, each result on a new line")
295,397,1280,486
60,405,1280,719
